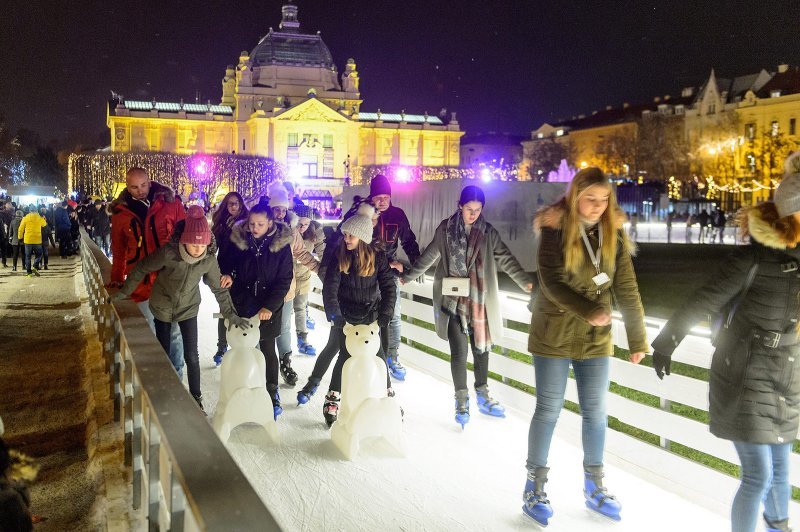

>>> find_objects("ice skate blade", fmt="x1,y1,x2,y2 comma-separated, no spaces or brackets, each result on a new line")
522,506,549,527
584,500,621,521
477,407,506,418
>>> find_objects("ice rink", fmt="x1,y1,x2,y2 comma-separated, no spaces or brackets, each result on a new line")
191,286,735,531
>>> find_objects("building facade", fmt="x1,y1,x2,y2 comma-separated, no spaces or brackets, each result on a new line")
523,64,800,209
107,3,462,197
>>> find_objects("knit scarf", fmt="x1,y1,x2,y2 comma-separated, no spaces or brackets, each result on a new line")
179,244,206,264
444,211,491,352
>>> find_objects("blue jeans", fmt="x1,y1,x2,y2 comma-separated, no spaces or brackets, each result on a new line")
386,278,401,358
526,355,610,471
23,243,42,273
731,441,791,532
136,300,185,378
276,297,293,357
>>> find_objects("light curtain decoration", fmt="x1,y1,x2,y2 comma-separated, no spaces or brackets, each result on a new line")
68,151,286,203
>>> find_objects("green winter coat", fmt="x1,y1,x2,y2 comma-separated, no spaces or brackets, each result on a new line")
402,217,533,347
119,242,236,323
293,220,325,296
529,205,647,359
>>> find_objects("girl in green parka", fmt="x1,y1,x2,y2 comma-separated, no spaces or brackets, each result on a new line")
112,205,248,411
522,167,647,526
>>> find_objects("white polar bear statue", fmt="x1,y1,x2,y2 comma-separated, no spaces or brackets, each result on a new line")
212,316,278,444
331,322,407,460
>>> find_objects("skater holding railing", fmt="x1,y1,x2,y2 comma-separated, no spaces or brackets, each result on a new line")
401,185,533,428
652,153,800,532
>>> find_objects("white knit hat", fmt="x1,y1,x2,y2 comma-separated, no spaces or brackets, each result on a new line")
775,151,800,218
340,202,375,243
268,185,291,209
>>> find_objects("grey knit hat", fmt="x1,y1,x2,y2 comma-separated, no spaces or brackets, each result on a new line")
775,151,800,218
340,202,375,243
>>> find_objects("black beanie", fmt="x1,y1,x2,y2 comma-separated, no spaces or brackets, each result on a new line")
370,174,392,197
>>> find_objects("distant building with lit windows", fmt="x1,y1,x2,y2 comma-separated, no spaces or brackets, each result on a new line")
106,3,462,199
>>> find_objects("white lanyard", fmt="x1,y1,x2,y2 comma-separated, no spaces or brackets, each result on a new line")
579,224,602,275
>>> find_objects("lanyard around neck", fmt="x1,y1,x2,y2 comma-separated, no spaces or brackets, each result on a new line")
579,224,602,274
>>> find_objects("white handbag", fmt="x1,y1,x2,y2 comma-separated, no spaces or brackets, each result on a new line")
442,277,470,297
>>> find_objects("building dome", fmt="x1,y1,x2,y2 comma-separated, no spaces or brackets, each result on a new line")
250,4,335,69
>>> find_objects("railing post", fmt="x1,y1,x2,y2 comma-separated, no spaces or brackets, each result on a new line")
147,416,161,530
659,396,671,451
132,370,143,510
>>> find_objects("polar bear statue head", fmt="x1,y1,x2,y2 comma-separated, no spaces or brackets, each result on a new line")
343,322,380,358
225,315,262,351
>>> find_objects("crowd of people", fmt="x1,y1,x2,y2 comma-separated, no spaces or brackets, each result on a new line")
90,153,800,532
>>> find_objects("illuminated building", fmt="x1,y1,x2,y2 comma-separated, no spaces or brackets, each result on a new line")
106,3,462,201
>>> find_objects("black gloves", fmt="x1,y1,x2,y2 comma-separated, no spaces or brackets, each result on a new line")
653,351,671,380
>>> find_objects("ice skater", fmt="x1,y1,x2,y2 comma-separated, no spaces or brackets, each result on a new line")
220,203,293,418
111,206,248,411
319,202,396,427
652,153,800,532
211,191,249,366
523,167,647,525
401,185,532,428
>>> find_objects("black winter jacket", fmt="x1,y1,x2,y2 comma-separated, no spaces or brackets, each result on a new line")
652,207,800,444
342,202,420,267
323,247,397,326
220,221,293,323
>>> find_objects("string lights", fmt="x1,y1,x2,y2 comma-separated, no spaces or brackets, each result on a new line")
68,151,286,204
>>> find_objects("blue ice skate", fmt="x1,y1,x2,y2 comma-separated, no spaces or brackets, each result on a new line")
213,349,226,367
387,355,406,381
475,385,506,417
297,380,319,405
267,384,283,420
522,468,553,527
454,389,470,429
583,465,621,521
297,336,317,356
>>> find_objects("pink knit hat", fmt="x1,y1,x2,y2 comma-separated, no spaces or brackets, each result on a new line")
180,205,211,245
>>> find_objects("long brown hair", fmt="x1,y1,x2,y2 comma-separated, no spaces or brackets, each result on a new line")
337,238,376,276
561,167,624,275
212,192,248,231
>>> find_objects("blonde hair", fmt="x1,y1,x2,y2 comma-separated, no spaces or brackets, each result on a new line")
561,167,623,275
337,238,376,277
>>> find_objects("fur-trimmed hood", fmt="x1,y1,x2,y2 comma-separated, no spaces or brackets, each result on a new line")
109,180,177,215
533,202,627,232
229,218,293,252
739,206,800,251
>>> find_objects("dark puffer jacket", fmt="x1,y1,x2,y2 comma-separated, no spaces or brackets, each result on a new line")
323,246,397,326
652,206,800,444
220,220,293,329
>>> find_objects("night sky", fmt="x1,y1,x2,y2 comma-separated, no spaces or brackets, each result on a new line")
0,0,796,148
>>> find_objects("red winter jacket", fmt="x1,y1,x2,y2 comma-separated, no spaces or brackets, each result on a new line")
110,182,185,302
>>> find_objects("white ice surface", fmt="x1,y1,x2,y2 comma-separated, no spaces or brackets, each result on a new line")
186,286,734,531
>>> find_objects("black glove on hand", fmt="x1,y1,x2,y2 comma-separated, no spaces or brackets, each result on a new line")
653,351,671,380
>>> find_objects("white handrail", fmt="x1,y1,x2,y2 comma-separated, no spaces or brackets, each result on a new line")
309,275,800,490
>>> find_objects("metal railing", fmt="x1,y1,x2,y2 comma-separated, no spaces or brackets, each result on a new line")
307,275,800,495
80,230,281,531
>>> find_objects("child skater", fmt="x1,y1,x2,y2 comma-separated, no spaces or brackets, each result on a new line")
112,205,248,411
321,202,397,427
220,203,294,418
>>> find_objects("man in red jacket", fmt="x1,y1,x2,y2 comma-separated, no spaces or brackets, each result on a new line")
109,167,187,375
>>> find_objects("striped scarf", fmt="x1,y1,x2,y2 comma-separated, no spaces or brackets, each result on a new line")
444,211,491,352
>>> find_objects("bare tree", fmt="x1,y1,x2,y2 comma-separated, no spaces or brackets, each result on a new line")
524,137,568,180
637,113,689,181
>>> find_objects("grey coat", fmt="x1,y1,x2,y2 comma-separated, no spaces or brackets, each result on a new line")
119,242,236,323
403,217,532,347
9,212,23,245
